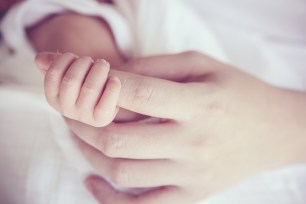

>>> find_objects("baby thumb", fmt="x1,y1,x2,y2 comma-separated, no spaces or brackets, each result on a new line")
35,52,61,74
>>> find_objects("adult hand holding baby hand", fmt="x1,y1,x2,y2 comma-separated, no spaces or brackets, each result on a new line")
35,51,190,125
36,51,306,204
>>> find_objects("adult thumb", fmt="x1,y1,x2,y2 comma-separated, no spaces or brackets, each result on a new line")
35,52,61,74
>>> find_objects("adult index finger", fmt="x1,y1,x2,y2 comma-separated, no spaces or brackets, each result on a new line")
110,70,197,120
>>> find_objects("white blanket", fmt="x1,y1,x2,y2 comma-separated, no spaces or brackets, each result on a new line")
0,0,305,204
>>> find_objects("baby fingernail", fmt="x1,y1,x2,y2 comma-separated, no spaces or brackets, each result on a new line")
96,59,109,65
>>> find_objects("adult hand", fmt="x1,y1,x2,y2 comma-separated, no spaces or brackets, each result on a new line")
66,52,306,204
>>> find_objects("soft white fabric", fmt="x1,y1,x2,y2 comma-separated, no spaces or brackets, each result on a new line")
187,0,306,91
0,0,305,204
0,0,132,86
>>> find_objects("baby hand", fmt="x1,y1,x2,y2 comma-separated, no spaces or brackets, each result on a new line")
35,52,121,127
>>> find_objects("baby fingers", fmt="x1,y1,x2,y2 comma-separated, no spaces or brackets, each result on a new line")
59,56,93,117
76,59,120,127
44,52,78,111
43,53,120,127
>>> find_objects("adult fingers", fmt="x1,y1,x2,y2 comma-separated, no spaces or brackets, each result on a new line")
77,138,184,188
65,118,184,159
86,176,186,204
110,70,198,120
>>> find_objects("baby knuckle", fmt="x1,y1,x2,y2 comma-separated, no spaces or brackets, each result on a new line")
98,110,117,126
82,80,99,93
45,68,60,82
60,105,75,118
106,80,120,95
60,106,70,117
94,113,113,127
62,52,78,59
79,56,93,63
45,96,59,110
91,118,111,128
95,59,110,69
60,80,75,93
62,71,78,85
90,120,107,128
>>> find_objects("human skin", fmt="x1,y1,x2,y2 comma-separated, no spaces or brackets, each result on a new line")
27,11,144,122
35,52,179,127
27,3,306,203
36,51,306,204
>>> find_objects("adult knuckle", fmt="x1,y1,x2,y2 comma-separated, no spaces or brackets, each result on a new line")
97,132,123,157
197,94,227,127
110,162,133,187
130,81,155,107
